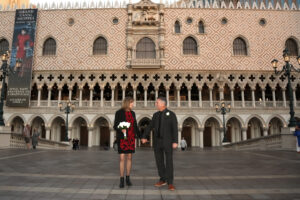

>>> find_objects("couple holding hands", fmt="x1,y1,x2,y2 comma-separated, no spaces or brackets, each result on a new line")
113,96,178,191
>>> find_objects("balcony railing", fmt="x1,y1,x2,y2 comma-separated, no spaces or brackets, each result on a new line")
26,100,297,109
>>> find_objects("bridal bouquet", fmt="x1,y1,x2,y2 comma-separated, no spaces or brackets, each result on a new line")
118,122,131,139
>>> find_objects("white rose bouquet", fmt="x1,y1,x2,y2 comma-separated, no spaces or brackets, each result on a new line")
117,122,131,139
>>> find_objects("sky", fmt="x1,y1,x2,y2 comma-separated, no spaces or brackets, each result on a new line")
30,0,161,5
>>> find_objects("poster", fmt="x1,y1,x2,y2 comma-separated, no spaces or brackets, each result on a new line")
6,9,38,107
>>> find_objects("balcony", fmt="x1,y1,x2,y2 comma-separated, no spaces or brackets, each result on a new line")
130,59,161,69
26,100,296,109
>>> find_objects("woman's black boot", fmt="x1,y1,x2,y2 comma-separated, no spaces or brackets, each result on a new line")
126,176,132,186
119,177,125,188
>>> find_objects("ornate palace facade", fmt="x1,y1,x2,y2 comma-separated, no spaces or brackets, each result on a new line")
0,0,300,148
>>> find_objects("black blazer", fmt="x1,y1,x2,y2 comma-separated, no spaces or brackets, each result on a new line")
113,109,141,141
142,108,178,149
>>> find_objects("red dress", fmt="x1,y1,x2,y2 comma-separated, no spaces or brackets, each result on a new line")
118,111,136,154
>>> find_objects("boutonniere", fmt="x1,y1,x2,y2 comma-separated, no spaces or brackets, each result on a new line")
166,112,170,116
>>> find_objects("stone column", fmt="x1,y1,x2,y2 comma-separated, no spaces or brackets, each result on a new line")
37,88,41,107
133,88,136,107
219,88,224,100
209,88,213,107
199,128,204,148
230,88,234,108
282,89,287,107
155,88,158,99
188,88,191,108
263,127,268,137
178,127,182,148
88,127,93,147
144,90,147,107
122,87,125,100
68,86,72,101
45,127,51,140
262,89,266,107
242,128,247,141
111,88,115,107
177,89,180,107
47,87,51,107
166,89,170,107
89,89,93,107
199,89,202,107
272,89,276,107
241,89,245,108
79,88,83,107
100,87,104,107
110,128,115,148
58,88,62,106
251,89,255,108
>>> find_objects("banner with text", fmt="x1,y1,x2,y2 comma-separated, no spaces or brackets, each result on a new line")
6,9,38,107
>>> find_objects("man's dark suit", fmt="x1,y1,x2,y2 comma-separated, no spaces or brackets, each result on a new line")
142,108,178,184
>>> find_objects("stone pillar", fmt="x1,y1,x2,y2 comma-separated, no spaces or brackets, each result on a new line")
37,88,41,107
188,88,191,108
199,90,202,107
144,90,147,107
111,88,115,107
110,128,115,148
58,88,62,106
88,127,93,147
89,89,93,107
166,89,170,107
282,89,287,107
100,88,104,107
177,89,180,107
133,88,136,107
199,128,204,148
242,128,247,141
47,88,51,107
241,89,245,108
219,88,224,100
209,88,213,107
150,131,153,147
79,88,83,107
262,89,266,107
263,127,268,137
122,88,125,100
68,87,72,101
230,89,234,108
251,89,255,108
272,89,276,107
155,89,158,99
178,127,182,148
45,127,51,140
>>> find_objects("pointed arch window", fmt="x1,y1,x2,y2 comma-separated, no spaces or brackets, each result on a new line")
183,37,198,55
136,37,156,59
233,37,247,56
285,38,298,56
43,38,56,56
93,37,107,55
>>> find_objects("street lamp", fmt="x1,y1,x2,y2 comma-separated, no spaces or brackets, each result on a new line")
59,101,75,141
0,51,20,126
271,48,300,127
215,100,231,143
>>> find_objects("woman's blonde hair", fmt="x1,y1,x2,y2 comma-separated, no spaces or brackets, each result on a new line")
122,96,134,111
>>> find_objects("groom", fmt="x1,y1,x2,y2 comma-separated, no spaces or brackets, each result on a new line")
141,96,178,191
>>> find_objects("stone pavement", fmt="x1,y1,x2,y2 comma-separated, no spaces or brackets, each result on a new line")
0,148,300,200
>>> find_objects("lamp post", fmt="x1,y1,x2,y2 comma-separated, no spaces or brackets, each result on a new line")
59,101,75,141
0,51,20,126
271,49,300,127
215,100,231,143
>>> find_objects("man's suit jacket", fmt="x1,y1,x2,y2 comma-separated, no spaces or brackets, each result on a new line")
143,108,178,150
